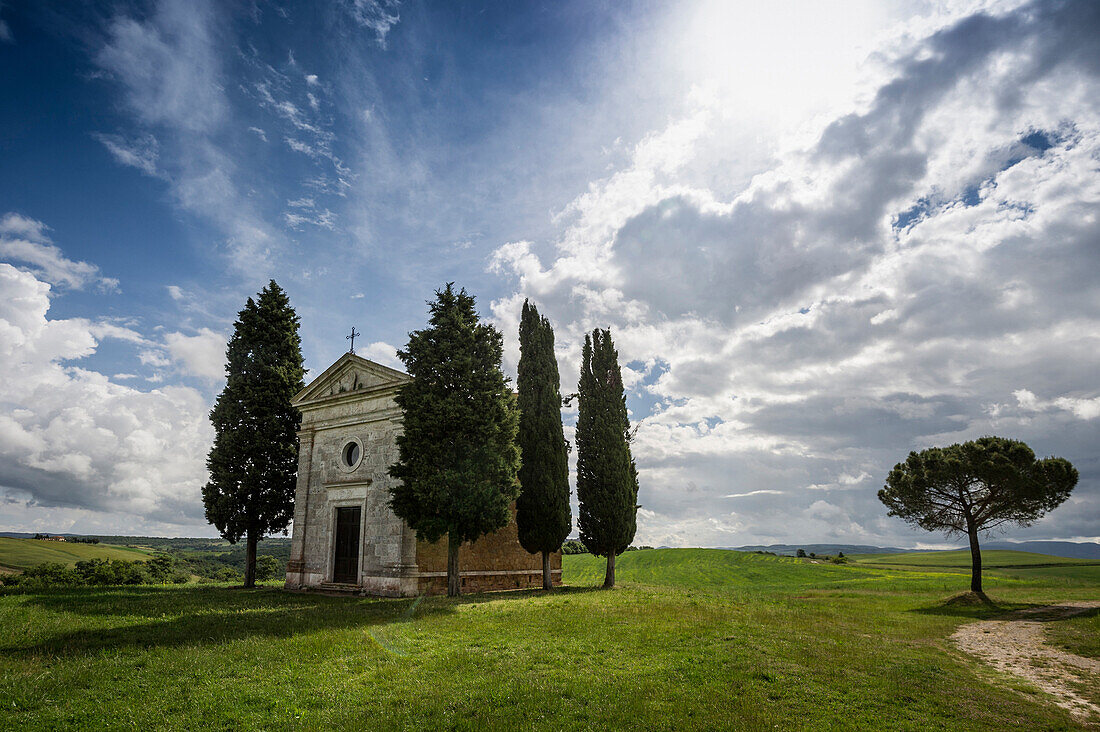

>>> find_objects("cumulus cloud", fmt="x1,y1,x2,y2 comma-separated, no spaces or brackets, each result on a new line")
0,264,212,530
0,213,119,291
360,340,402,370
164,328,226,381
490,0,1100,546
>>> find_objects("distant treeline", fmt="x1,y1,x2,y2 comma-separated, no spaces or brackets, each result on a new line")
1,537,664,588
1,553,287,589
0,538,294,589
561,540,653,555
72,536,293,552
3,556,188,588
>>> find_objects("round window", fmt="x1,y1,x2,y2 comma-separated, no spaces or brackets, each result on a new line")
343,441,361,468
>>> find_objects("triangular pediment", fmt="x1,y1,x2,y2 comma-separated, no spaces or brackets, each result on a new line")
293,353,408,406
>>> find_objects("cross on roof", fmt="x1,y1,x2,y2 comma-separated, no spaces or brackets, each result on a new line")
346,326,360,354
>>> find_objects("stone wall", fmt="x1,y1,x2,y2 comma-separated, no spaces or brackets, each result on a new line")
415,505,563,595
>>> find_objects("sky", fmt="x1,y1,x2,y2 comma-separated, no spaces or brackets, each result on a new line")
1,0,1098,548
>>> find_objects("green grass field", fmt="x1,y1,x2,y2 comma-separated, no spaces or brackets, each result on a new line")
1046,612,1100,661
0,537,154,572
1,548,1097,730
851,549,1100,569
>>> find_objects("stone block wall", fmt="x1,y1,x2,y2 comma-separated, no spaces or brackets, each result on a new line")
415,504,563,595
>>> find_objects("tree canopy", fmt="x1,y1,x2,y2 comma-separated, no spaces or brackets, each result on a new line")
203,280,305,588
576,328,639,588
879,436,1077,593
515,299,571,590
387,284,521,596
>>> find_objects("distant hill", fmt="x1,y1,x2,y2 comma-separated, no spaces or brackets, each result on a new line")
729,540,1100,560
0,537,155,572
849,549,1098,568
729,544,912,556
982,541,1100,559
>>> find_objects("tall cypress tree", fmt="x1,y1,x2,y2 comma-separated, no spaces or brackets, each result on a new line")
516,299,571,590
204,280,305,588
388,284,521,597
576,328,639,588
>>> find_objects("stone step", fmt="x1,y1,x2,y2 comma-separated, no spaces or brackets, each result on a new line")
317,582,361,593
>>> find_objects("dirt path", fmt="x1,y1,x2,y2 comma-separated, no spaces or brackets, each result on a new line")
951,601,1100,723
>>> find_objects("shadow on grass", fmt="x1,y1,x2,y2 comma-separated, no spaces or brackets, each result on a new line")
909,592,1100,622
1016,605,1100,623
0,584,601,659
909,591,1030,619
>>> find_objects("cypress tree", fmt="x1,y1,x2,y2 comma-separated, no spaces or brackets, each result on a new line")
576,328,639,588
203,280,305,588
515,299,571,590
387,284,521,597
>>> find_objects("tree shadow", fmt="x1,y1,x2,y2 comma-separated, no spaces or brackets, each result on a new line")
2,584,603,659
909,592,1100,621
908,591,1032,619
1012,605,1100,623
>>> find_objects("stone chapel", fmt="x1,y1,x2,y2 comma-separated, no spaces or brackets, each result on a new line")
284,352,562,595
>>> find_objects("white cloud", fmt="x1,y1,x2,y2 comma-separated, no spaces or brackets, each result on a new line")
0,263,213,530
1014,389,1100,421
724,490,785,498
164,328,226,381
284,208,337,231
0,212,119,291
490,0,1100,547
92,132,160,176
342,0,401,45
96,0,226,133
95,0,280,274
360,340,402,369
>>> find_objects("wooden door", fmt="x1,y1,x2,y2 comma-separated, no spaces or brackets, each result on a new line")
332,506,361,584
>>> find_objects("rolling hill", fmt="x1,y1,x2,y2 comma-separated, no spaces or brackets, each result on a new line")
2,547,1098,729
0,537,154,572
732,541,1100,560
848,549,1099,568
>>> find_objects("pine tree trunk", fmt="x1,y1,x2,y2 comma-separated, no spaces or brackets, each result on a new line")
967,525,983,594
603,551,615,589
447,534,461,597
542,550,552,590
244,527,257,589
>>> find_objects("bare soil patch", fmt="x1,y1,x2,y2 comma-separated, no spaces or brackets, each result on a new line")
952,600,1100,723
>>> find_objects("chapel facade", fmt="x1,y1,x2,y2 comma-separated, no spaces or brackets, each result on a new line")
284,352,562,595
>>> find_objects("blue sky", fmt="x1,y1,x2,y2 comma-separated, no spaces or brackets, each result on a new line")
1,0,1098,546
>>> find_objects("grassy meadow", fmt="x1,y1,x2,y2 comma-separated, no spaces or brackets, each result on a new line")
0,537,154,572
850,549,1100,569
1,548,1098,730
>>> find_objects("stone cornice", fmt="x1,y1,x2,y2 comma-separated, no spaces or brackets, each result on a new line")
303,407,403,432
296,381,402,411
